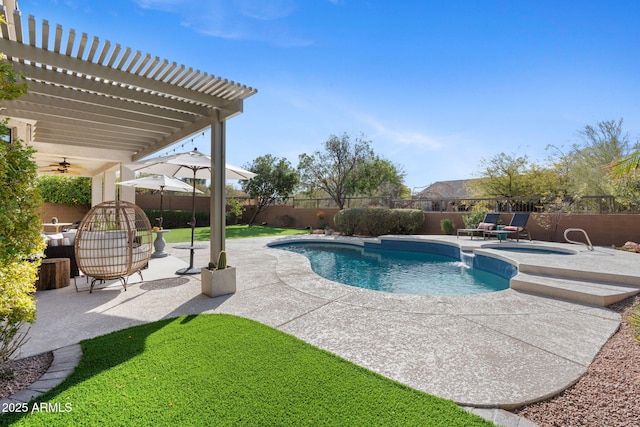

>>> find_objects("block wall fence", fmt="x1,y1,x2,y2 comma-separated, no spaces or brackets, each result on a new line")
41,196,640,247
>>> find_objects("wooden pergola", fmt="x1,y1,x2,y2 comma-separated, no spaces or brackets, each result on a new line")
0,1,257,266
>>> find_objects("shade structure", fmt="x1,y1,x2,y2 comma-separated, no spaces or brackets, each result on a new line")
129,149,257,181
118,175,203,228
128,149,256,275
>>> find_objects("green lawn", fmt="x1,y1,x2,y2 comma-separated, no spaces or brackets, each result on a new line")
3,315,493,426
162,224,309,243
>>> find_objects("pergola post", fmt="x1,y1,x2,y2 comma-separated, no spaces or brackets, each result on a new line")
91,175,103,207
210,111,226,265
104,169,117,202
119,165,135,203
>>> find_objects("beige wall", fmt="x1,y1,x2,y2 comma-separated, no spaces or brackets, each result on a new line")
39,202,90,225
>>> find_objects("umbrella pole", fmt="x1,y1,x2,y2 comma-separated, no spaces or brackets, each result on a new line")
190,169,196,248
176,168,200,275
159,187,164,229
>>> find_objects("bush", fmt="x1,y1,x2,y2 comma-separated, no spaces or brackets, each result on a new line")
628,302,640,341
440,218,455,235
144,209,210,229
462,209,489,229
0,135,44,378
36,175,91,206
334,208,424,236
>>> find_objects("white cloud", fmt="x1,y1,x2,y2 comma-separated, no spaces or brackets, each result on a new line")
133,0,312,47
350,112,443,151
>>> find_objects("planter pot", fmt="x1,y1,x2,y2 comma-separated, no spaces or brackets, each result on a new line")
201,266,236,298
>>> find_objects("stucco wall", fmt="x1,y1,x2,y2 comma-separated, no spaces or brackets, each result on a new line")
50,195,640,247
39,202,90,225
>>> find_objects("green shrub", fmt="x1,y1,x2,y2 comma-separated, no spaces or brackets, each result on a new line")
36,175,91,206
462,209,488,229
144,209,210,229
440,218,455,235
628,302,640,341
0,134,44,378
334,208,424,236
226,198,245,224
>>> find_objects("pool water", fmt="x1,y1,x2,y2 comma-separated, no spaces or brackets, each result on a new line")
276,243,510,296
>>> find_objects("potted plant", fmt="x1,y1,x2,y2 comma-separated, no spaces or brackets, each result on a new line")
201,250,236,297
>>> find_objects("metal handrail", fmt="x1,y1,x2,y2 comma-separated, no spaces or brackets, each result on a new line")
563,228,594,251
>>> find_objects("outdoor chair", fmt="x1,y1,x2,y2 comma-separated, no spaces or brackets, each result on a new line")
483,212,531,242
74,200,153,292
502,212,531,240
456,213,500,239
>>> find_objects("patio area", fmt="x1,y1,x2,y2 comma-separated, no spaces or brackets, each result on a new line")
18,235,635,414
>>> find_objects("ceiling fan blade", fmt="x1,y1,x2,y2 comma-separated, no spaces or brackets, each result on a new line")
45,158,87,171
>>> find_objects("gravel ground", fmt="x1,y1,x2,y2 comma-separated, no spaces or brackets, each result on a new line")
515,296,640,427
0,351,53,398
1,297,639,426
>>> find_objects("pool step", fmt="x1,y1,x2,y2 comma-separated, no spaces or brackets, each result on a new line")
510,272,640,306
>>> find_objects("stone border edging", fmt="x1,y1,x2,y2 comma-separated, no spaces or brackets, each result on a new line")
0,344,82,406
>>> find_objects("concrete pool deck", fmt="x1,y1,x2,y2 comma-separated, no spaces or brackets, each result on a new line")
16,235,639,414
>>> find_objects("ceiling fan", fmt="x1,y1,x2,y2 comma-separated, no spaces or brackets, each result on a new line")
38,158,86,175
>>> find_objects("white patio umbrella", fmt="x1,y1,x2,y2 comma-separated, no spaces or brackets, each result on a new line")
130,149,257,181
127,149,257,275
118,175,203,228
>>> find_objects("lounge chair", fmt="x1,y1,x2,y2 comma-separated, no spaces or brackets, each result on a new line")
456,213,500,239
483,212,531,242
503,212,531,240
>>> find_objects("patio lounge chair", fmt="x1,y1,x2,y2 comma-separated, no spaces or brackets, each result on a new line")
456,213,500,239
503,212,531,240
483,212,531,242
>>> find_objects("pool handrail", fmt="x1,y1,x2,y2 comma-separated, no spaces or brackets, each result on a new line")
563,228,594,251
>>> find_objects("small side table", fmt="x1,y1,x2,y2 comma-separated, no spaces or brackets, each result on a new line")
36,258,70,290
152,229,171,258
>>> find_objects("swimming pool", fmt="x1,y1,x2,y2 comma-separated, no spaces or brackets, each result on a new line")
272,241,513,296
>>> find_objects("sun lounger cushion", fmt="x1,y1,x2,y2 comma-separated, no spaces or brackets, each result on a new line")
478,222,496,230
504,226,524,232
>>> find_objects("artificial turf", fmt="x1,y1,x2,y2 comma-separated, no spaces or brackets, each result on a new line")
162,224,308,243
3,315,493,426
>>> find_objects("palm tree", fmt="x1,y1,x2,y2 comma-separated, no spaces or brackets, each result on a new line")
611,151,640,178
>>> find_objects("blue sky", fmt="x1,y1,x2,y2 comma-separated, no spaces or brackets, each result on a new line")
26,0,640,191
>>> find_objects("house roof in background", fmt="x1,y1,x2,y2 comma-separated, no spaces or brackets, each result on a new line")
415,179,478,199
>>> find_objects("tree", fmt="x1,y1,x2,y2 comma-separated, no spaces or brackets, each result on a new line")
241,154,299,224
354,157,407,202
564,118,633,196
298,133,405,209
469,152,532,198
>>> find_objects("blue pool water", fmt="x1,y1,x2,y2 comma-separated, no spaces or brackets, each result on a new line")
274,242,510,296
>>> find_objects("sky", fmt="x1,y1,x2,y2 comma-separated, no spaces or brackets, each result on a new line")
23,0,640,192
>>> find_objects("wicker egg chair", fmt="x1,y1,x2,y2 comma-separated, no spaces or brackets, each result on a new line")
75,200,153,292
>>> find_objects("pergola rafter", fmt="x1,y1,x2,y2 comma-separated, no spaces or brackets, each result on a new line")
0,4,256,174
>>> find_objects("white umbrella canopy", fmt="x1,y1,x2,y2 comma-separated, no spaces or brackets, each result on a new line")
128,149,257,181
118,175,203,228
118,174,204,193
126,149,256,275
